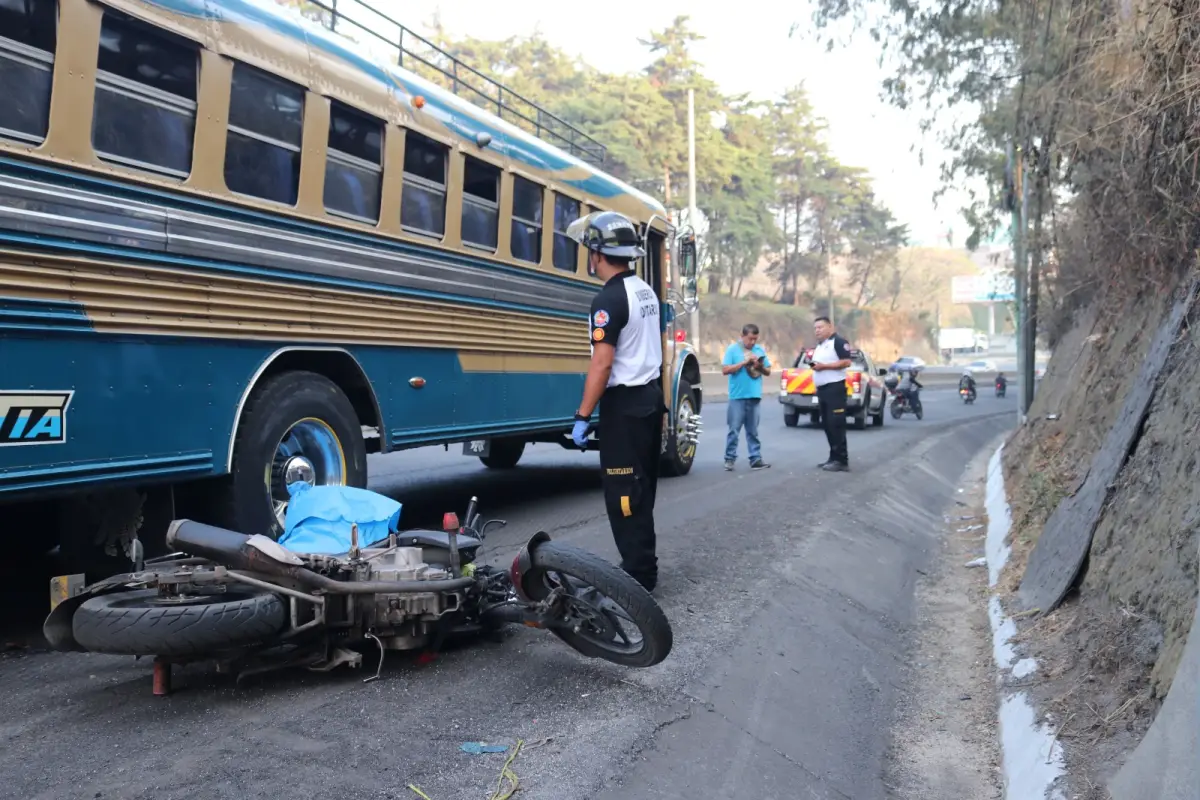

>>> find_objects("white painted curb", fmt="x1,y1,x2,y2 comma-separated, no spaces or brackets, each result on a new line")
985,444,1068,800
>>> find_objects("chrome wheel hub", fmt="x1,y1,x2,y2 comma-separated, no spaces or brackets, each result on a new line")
269,419,347,531
675,398,701,456
281,455,316,487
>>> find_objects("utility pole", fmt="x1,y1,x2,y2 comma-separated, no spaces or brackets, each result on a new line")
934,299,941,362
827,249,835,328
1020,157,1034,416
687,88,699,349
1010,143,1028,423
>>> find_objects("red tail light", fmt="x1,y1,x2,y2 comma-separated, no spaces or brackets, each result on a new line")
849,371,862,394
675,329,686,342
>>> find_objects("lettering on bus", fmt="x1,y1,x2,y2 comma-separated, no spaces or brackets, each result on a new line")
0,391,74,446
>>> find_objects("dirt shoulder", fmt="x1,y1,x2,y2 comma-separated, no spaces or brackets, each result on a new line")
885,438,1002,800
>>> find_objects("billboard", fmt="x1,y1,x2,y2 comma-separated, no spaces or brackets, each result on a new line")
951,271,1016,304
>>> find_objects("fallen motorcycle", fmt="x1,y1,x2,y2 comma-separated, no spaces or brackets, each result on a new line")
44,496,672,694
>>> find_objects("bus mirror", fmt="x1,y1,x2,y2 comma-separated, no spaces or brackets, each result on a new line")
679,234,697,280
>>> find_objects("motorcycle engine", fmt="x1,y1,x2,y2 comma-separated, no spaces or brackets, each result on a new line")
358,546,459,645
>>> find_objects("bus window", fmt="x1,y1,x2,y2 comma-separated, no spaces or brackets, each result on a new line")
510,175,542,264
224,62,304,205
461,156,499,250
324,99,382,223
552,193,579,272
400,130,446,237
93,11,197,179
0,0,55,146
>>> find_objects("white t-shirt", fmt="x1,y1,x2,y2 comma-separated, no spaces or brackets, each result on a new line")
812,334,852,387
588,271,663,387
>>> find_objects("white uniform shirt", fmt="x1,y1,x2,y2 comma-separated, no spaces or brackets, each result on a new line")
811,334,852,387
589,271,662,387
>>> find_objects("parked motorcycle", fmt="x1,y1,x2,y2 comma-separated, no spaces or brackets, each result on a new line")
960,386,977,404
889,390,924,420
44,497,672,693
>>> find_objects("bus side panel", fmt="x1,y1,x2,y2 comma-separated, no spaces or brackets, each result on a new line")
0,333,587,498
342,348,586,449
0,333,279,497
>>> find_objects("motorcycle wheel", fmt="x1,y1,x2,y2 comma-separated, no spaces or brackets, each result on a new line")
890,400,903,420
72,587,286,657
525,542,672,668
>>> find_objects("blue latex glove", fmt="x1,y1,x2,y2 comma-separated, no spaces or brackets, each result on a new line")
571,419,590,448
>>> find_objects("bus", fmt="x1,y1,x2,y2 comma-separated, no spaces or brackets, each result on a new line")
0,0,703,574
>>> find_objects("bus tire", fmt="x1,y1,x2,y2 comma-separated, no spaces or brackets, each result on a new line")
480,439,525,469
660,387,698,477
216,370,367,540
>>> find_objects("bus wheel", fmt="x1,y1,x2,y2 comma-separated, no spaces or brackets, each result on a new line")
660,389,699,477
218,371,367,540
480,439,525,469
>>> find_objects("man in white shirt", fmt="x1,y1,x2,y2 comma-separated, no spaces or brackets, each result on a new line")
810,316,853,472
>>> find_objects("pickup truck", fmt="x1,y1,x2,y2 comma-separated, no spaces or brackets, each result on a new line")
778,347,889,430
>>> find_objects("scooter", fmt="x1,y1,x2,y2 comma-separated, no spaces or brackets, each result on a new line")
44,496,672,694
995,381,1007,398
960,386,977,404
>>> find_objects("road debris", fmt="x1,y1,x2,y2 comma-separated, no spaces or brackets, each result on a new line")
410,739,525,800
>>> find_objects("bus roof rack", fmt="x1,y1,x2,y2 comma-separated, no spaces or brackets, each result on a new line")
300,0,608,168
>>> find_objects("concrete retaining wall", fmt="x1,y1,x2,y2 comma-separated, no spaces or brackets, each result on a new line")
1109,543,1199,800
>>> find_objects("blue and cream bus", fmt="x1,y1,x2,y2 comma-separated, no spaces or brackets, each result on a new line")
0,0,702,572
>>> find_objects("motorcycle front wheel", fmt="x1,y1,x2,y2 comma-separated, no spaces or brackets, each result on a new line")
890,400,903,419
525,542,672,668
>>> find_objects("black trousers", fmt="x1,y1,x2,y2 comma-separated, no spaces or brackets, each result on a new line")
817,380,848,465
598,384,665,590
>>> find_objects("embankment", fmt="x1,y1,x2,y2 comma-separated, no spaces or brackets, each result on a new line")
998,279,1200,798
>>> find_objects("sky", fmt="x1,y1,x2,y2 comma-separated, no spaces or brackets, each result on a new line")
362,0,987,247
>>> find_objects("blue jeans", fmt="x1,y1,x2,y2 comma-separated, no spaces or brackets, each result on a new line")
725,398,762,462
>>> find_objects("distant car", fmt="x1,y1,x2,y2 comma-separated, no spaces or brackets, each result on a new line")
965,359,998,372
890,356,926,372
779,347,887,430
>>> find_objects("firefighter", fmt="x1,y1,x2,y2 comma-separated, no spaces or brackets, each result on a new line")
566,211,667,592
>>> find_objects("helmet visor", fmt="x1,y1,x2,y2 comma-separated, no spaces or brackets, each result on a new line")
564,212,603,245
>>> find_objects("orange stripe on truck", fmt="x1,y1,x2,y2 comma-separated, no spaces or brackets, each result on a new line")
786,371,814,394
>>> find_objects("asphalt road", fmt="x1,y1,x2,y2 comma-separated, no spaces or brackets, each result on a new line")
0,389,1016,800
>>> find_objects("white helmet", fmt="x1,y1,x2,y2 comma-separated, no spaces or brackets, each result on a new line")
962,368,973,377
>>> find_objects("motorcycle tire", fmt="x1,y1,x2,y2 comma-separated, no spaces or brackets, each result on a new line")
72,587,286,657
526,542,672,668
890,400,903,420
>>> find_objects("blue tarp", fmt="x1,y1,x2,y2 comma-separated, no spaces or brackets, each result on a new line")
278,483,402,554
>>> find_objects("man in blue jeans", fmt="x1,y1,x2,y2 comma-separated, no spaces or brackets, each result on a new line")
722,323,772,471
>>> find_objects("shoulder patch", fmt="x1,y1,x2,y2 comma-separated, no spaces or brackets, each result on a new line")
593,309,610,328
592,328,605,341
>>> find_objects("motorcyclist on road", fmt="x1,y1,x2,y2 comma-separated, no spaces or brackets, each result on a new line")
896,367,924,414
959,368,977,397
995,371,1007,392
